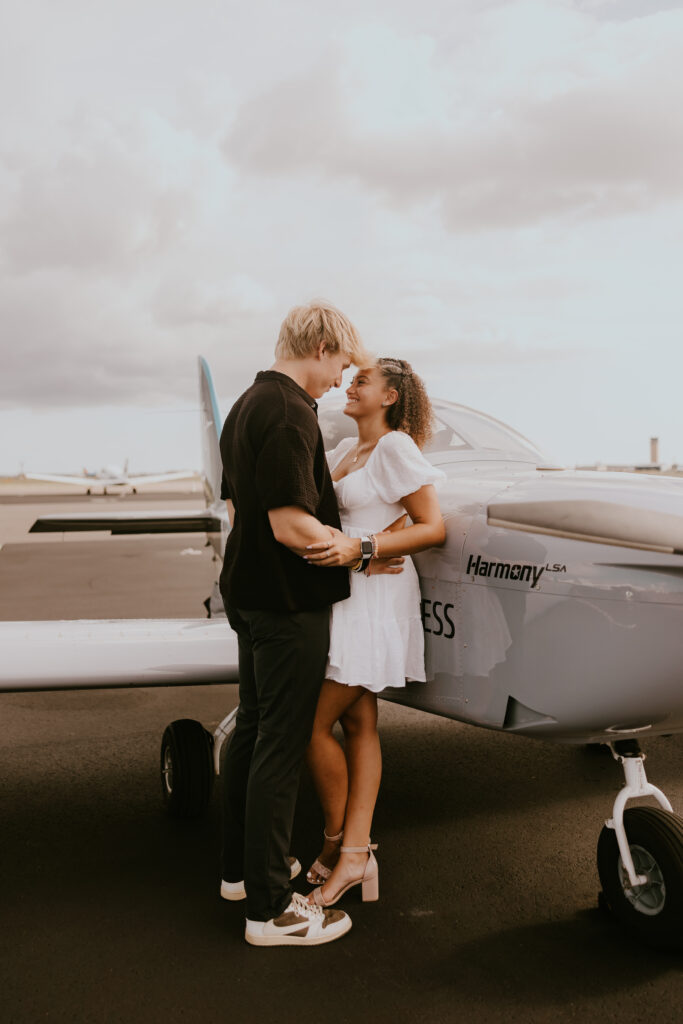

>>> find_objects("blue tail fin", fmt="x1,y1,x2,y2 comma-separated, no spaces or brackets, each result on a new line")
197,357,224,506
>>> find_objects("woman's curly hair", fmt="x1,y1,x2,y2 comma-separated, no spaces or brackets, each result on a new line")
376,358,434,450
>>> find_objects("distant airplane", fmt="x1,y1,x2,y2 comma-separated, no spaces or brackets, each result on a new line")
25,457,195,494
3,357,683,952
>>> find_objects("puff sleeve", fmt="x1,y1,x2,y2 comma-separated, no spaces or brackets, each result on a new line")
366,431,445,505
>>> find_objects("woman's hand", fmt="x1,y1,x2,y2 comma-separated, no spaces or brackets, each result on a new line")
304,527,362,567
366,556,405,576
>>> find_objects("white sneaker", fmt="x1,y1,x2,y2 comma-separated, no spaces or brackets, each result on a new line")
220,857,301,901
245,892,352,947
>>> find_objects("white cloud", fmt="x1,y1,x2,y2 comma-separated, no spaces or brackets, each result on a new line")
3,120,193,275
153,274,273,329
224,7,683,228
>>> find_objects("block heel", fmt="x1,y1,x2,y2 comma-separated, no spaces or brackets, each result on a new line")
310,842,379,907
361,867,379,902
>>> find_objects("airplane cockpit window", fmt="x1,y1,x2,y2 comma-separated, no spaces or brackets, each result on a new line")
423,414,470,453
428,402,544,459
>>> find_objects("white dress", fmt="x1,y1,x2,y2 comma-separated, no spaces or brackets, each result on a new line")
325,431,445,693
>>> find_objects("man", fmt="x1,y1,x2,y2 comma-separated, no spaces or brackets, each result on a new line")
218,301,371,947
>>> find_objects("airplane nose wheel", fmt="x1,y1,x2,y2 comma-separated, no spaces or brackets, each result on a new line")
160,719,214,818
597,744,683,952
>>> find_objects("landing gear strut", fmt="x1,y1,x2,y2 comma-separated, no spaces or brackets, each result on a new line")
597,741,683,951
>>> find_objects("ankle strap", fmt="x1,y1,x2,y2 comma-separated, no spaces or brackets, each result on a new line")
323,829,344,843
340,843,378,853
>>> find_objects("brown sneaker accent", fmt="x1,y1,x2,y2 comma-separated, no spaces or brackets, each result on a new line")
273,911,308,928
322,909,346,928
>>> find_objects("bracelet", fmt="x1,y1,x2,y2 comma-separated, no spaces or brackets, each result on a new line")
350,557,364,572
370,533,380,558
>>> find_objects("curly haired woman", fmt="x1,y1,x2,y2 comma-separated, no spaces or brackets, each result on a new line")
303,358,446,907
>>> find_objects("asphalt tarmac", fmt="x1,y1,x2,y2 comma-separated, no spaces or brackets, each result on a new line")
1,486,682,1023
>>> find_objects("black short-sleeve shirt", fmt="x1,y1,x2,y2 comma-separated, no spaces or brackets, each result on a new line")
219,371,350,612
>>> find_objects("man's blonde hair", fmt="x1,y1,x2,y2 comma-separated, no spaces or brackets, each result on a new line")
275,301,371,366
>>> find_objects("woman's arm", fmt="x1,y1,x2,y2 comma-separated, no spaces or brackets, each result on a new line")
305,484,445,565
371,485,445,558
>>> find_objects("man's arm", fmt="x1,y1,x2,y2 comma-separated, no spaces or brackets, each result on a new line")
269,507,362,564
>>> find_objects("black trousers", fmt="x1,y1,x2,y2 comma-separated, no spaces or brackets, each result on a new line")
221,605,330,921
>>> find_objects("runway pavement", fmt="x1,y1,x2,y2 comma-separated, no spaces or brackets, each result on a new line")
1,486,682,1023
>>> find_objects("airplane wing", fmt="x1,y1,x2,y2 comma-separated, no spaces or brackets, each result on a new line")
0,618,238,692
29,509,224,535
25,472,95,487
127,470,197,485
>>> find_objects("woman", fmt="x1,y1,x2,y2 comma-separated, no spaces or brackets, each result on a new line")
303,357,446,907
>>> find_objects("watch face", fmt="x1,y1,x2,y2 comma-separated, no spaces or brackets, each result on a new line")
361,539,373,556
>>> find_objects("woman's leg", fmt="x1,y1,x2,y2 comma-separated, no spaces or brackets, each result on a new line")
306,679,367,881
315,689,381,901
339,689,381,847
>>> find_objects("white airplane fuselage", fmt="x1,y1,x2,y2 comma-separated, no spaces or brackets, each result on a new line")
406,464,683,744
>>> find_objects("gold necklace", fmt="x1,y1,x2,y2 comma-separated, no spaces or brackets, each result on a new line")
351,435,384,464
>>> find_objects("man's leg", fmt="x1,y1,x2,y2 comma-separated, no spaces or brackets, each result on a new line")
221,606,259,884
242,607,330,922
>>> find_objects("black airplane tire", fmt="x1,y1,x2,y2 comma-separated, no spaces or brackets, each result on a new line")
160,719,214,818
597,806,683,952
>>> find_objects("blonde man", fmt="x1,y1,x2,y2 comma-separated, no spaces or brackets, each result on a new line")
219,302,371,947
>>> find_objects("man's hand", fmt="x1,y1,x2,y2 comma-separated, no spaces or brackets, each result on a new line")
304,527,362,567
305,528,405,573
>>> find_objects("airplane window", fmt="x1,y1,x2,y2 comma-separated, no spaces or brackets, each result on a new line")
423,416,470,453
430,403,544,458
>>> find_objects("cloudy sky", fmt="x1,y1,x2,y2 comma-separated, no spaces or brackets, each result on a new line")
2,0,683,474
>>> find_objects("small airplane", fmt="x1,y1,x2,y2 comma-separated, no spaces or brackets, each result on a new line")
25,458,196,495
3,357,683,952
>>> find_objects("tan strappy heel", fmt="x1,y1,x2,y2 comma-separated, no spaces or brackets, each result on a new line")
310,842,379,906
306,829,344,885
